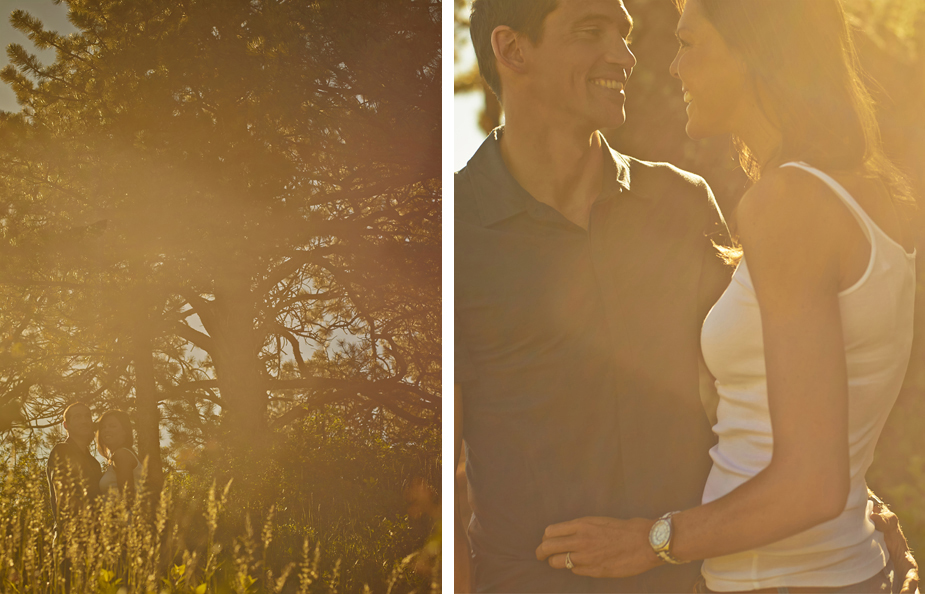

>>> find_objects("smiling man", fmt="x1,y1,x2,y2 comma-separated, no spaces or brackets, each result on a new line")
454,0,732,591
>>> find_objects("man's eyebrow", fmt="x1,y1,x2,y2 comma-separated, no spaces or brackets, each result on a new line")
572,12,634,36
573,13,613,27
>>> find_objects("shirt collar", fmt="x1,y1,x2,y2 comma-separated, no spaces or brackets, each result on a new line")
465,127,635,227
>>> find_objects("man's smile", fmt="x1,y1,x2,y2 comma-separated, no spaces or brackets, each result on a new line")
590,78,625,91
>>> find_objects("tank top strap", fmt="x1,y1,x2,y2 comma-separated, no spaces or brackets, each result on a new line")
113,447,141,465
779,161,874,243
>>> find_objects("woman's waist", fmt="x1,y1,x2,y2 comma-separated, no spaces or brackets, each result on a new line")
708,412,887,479
700,557,891,592
704,452,873,508
701,485,882,562
701,528,888,590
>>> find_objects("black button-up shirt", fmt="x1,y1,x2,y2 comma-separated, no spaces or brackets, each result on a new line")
455,129,732,593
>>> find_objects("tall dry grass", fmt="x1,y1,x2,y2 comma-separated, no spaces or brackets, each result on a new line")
0,452,439,594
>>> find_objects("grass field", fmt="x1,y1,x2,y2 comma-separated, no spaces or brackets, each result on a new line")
0,452,440,594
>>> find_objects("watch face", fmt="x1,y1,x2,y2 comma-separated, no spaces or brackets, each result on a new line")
649,519,670,549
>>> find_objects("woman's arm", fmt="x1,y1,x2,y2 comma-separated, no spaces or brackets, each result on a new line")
671,167,852,558
537,169,855,576
111,448,139,497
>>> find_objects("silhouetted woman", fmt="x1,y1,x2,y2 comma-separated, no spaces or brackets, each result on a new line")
96,410,143,498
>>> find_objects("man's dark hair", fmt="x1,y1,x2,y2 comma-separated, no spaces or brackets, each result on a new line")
63,402,90,424
470,0,558,100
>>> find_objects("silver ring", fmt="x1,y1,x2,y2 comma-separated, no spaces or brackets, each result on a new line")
565,551,574,569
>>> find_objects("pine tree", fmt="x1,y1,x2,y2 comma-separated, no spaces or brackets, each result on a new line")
0,0,441,480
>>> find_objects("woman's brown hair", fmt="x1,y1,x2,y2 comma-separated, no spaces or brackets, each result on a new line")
675,0,914,205
95,410,134,461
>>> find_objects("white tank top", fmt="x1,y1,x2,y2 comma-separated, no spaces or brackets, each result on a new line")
99,448,144,493
699,162,916,590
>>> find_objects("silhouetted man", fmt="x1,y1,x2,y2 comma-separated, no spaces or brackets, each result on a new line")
47,402,102,535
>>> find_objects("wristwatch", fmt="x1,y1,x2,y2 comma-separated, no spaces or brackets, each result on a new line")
648,511,687,565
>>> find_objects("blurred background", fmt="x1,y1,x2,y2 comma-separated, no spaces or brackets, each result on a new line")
454,0,925,557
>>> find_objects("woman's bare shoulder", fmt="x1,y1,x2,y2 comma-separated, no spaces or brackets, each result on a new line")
111,448,139,468
735,167,850,296
736,166,852,253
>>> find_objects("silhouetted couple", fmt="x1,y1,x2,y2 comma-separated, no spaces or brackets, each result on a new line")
47,403,143,536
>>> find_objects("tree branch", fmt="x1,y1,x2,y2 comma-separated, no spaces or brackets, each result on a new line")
174,321,214,353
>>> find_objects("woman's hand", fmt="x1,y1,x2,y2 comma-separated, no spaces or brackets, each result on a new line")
535,517,661,578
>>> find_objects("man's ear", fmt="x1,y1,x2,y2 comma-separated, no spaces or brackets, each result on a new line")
491,25,528,76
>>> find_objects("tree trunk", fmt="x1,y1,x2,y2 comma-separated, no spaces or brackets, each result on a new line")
131,321,164,492
210,276,269,454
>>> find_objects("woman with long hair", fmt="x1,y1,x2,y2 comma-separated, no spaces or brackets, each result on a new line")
96,410,144,498
535,0,917,591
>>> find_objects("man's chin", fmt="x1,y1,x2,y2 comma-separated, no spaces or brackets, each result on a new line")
70,433,94,446
594,111,627,133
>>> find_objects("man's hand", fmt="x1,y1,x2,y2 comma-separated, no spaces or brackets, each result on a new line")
535,517,661,578
870,498,919,594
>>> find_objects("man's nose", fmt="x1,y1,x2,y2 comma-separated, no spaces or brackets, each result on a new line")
605,37,637,71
